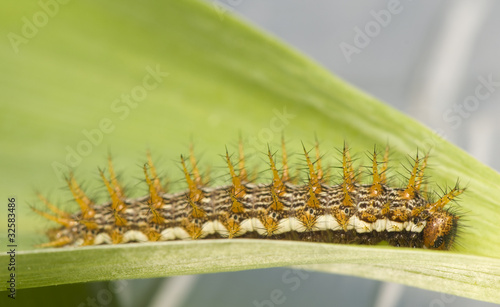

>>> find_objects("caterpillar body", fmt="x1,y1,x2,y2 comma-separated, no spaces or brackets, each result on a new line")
34,141,463,250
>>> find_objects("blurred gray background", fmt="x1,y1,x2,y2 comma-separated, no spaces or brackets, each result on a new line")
219,0,500,171
130,1,500,306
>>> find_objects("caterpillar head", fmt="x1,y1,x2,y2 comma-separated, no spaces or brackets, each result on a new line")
423,211,459,250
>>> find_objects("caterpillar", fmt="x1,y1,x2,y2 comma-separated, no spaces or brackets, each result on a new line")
33,140,463,250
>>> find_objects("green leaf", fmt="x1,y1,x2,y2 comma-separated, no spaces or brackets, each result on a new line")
1,0,499,304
